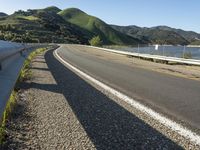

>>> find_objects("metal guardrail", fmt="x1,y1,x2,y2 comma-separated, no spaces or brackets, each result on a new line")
0,42,42,124
0,48,26,70
0,44,29,123
84,45,200,66
0,44,56,122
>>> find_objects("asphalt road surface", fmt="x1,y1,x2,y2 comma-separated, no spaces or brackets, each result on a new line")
57,44,200,131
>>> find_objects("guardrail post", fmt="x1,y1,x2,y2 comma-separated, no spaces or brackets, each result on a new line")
0,62,2,71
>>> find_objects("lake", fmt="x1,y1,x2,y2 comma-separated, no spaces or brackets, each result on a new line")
107,45,200,60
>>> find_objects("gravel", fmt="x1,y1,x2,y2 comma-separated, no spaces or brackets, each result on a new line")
2,49,199,149
2,52,95,149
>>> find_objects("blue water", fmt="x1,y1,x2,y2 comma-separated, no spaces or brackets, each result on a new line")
112,45,200,60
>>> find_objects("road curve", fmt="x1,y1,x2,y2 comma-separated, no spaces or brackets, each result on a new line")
57,44,200,131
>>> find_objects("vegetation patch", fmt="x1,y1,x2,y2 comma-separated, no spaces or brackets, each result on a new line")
16,15,39,21
183,52,192,59
18,47,47,82
0,91,17,144
89,36,102,47
190,39,200,45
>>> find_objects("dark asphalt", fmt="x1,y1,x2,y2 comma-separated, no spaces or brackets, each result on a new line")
57,45,200,131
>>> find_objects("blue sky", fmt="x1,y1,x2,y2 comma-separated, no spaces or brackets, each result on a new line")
0,0,199,33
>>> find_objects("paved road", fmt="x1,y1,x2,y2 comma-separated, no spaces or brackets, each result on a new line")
57,44,200,130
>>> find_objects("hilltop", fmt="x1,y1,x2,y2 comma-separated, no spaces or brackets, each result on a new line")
58,8,143,45
43,6,62,13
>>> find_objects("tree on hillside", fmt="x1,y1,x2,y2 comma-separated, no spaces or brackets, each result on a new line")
89,36,102,46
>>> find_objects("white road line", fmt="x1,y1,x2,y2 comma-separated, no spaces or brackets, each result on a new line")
54,48,200,145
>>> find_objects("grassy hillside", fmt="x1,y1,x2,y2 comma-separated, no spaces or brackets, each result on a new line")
190,39,200,45
111,25,189,45
0,8,90,43
58,8,144,45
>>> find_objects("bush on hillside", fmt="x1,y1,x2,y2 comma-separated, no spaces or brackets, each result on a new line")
89,36,102,46
183,52,192,59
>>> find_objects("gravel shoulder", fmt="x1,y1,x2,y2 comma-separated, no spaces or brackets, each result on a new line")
3,49,199,149
3,51,95,149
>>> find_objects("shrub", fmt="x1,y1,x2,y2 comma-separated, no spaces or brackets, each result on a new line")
0,91,17,144
89,36,102,46
183,52,192,59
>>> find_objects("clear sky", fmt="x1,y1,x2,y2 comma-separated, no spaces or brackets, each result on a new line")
0,0,199,33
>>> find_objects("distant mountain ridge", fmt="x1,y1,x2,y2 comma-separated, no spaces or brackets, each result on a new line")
0,12,8,17
152,26,200,41
111,25,200,45
0,6,199,45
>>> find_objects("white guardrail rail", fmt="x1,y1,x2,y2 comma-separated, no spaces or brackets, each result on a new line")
82,45,200,66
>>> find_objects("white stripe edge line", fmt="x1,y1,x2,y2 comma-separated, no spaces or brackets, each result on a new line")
54,48,200,145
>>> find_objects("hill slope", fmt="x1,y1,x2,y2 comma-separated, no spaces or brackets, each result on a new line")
0,8,90,43
152,26,200,41
58,8,144,45
111,25,189,45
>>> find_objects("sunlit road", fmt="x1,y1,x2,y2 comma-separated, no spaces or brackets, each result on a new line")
57,44,200,131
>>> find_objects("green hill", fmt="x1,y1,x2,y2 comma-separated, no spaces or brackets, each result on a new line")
0,7,90,43
58,8,144,45
43,6,61,13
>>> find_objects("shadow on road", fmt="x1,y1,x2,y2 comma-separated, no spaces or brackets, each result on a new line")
25,50,183,149
31,67,50,71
